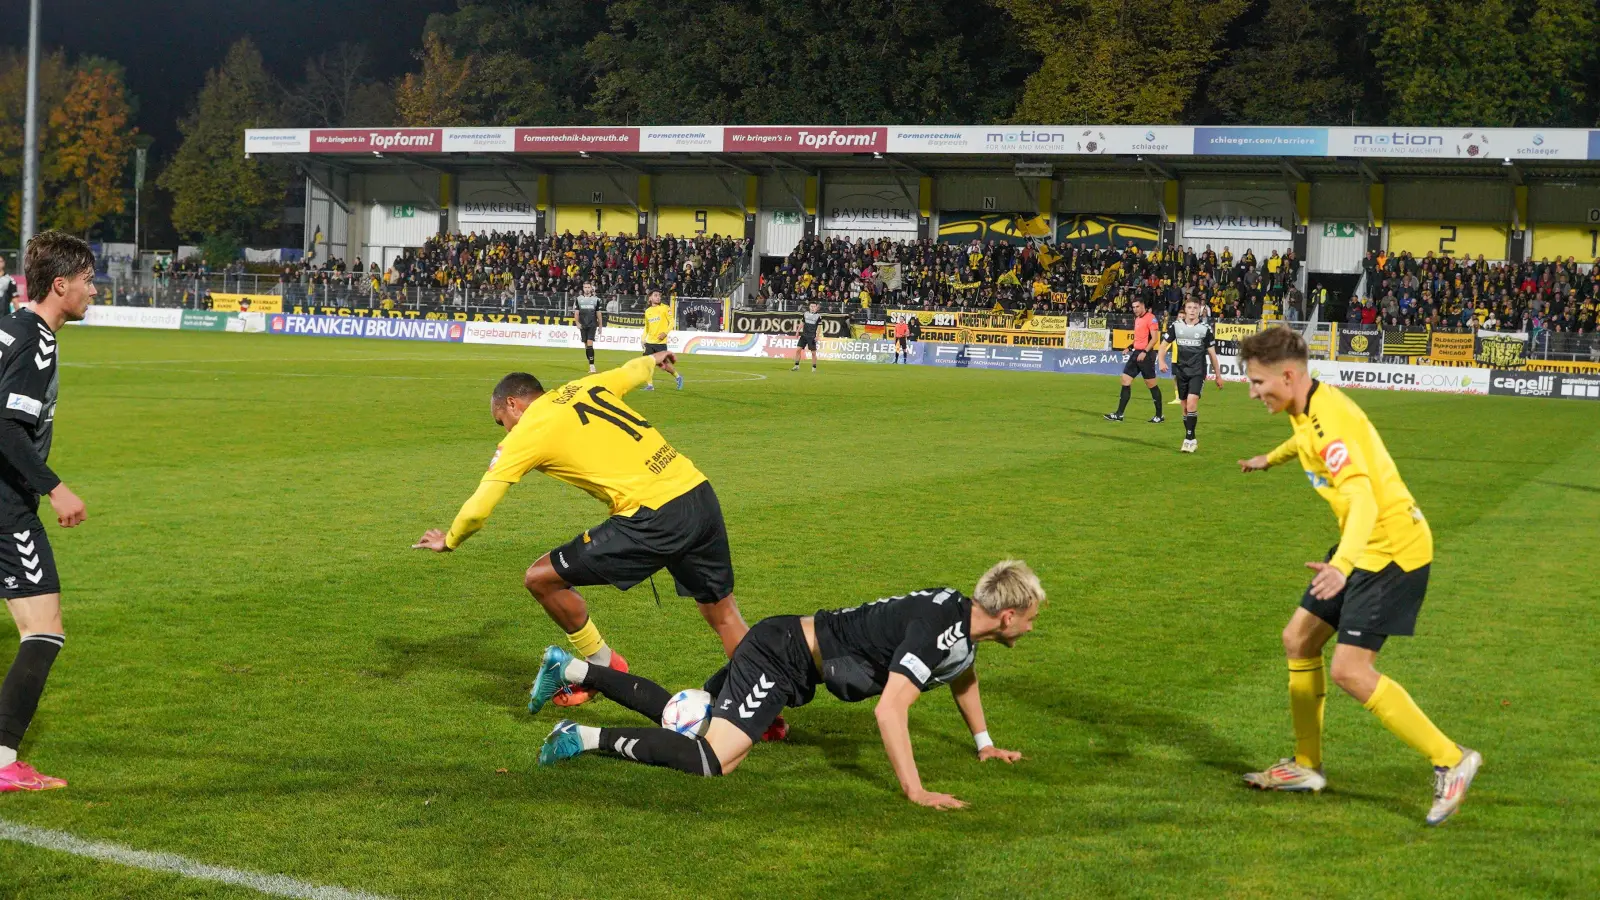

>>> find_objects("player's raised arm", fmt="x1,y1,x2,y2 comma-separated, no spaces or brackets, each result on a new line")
950,664,1022,763
414,373,547,552
875,672,965,810
591,354,662,397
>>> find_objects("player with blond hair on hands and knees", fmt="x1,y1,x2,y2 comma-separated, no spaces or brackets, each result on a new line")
0,232,94,792
531,560,1043,810
1236,326,1480,826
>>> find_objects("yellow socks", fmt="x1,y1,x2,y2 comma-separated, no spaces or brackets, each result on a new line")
1288,657,1326,769
566,618,611,666
1363,675,1463,768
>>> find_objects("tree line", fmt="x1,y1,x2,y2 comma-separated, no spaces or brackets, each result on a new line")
3,0,1598,253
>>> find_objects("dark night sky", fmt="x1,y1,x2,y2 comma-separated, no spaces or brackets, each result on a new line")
0,0,457,155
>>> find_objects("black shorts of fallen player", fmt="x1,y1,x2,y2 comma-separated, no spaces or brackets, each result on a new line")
1300,547,1429,651
705,615,819,742
1122,350,1157,380
549,481,734,602
0,512,59,599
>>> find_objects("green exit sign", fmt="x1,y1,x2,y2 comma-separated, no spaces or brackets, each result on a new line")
392,205,416,219
1322,222,1358,238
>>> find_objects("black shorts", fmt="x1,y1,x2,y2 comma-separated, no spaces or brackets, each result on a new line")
642,342,668,355
706,616,819,742
549,480,734,603
797,333,818,351
0,513,59,599
895,337,908,350
1174,369,1206,400
1122,351,1157,380
1300,547,1429,651
579,321,599,343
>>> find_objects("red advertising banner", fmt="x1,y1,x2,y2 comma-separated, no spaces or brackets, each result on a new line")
308,129,443,153
514,127,640,152
722,126,888,153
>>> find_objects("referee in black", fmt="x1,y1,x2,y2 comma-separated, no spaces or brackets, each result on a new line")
0,232,93,793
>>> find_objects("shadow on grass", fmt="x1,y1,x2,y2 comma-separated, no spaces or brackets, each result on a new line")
372,619,539,708
1010,683,1255,779
1071,429,1170,451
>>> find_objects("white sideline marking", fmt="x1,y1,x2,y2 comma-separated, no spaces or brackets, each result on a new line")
0,819,397,900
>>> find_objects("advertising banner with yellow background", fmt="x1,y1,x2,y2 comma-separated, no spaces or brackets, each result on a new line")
1529,224,1600,262
937,212,1052,245
1055,214,1160,251
1387,221,1509,260
657,206,744,238
1214,321,1261,342
209,293,283,313
912,325,1066,348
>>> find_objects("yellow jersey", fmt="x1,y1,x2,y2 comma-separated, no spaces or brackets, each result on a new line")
1266,381,1432,575
644,303,672,344
444,357,706,548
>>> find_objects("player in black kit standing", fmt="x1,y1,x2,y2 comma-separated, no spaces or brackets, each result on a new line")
1156,297,1224,453
790,302,822,371
574,281,603,373
531,560,1044,809
0,232,93,793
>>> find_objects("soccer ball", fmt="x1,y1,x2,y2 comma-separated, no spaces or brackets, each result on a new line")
661,689,713,737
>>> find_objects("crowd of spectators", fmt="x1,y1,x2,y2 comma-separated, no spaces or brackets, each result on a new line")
759,236,1303,318
382,231,749,302
1350,250,1600,335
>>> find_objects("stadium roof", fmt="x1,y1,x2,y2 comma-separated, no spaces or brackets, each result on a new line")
244,125,1600,179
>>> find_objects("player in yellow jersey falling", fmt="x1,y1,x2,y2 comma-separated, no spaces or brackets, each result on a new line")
1235,327,1480,826
640,291,681,392
413,353,778,733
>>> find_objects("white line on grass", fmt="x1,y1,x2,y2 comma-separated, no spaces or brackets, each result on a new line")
0,819,397,900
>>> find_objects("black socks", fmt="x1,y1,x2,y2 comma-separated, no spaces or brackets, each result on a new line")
1150,386,1163,414
1116,385,1131,414
597,727,723,777
0,634,63,751
582,661,671,723
585,346,596,365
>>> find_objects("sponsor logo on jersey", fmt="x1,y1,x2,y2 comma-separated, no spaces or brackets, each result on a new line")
899,652,931,684
1321,440,1350,476
1304,470,1329,489
5,393,41,417
487,446,502,470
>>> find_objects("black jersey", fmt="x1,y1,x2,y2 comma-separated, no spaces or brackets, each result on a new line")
0,309,59,510
1163,317,1214,374
575,294,601,326
813,587,976,702
801,310,822,338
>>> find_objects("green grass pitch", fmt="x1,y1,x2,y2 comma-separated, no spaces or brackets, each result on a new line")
0,327,1596,898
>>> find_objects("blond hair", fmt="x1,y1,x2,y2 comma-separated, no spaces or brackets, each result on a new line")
972,560,1045,615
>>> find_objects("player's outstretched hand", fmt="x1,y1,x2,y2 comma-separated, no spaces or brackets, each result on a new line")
978,745,1023,764
412,528,451,552
1238,455,1270,473
908,789,968,810
649,350,678,372
47,483,85,528
1304,561,1347,600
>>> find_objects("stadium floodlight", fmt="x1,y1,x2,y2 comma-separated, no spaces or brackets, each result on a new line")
19,0,41,258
